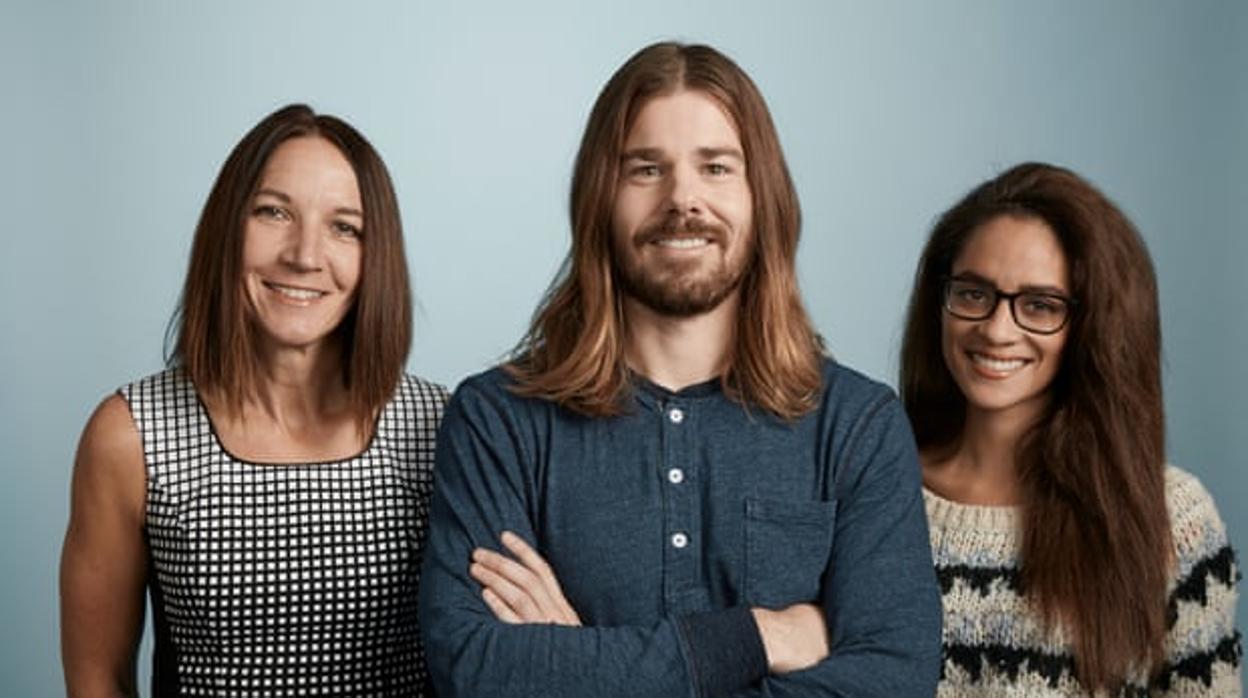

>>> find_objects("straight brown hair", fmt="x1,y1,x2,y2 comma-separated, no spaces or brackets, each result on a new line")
169,104,411,431
508,42,823,418
900,162,1170,690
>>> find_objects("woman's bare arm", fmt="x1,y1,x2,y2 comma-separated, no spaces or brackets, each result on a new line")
60,394,148,698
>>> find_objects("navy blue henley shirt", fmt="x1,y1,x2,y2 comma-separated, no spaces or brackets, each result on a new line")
419,358,941,696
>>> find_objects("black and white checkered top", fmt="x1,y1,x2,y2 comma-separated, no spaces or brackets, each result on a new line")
121,368,447,697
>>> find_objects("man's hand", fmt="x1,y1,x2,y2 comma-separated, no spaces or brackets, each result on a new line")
470,531,582,626
751,603,829,674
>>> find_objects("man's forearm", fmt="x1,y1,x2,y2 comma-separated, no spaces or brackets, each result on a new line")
420,595,764,697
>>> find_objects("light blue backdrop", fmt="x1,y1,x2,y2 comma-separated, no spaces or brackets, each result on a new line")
3,1,1244,693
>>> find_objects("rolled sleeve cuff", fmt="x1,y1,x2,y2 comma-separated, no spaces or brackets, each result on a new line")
676,607,768,697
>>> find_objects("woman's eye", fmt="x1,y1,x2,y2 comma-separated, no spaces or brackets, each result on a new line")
333,221,362,238
1024,298,1061,315
254,205,289,221
705,162,730,176
632,164,660,177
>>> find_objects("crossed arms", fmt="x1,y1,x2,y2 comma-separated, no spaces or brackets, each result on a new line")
417,374,942,697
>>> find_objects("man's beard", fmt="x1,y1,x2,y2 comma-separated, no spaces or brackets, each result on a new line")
614,216,751,317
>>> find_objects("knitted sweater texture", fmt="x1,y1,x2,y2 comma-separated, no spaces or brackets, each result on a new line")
927,465,1242,697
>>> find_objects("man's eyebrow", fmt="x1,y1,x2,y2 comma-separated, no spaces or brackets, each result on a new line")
698,146,744,161
620,146,745,162
620,148,663,162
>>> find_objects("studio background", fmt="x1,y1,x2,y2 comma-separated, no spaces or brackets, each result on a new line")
3,1,1244,693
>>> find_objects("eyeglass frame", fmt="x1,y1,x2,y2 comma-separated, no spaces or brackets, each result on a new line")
941,276,1077,335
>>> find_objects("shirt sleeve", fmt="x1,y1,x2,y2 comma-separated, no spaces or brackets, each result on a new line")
731,393,944,697
417,378,767,698
1152,470,1242,695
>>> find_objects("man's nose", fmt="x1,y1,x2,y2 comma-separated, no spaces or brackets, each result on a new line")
665,163,705,217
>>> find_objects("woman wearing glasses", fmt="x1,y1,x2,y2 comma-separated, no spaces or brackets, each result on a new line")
900,162,1240,695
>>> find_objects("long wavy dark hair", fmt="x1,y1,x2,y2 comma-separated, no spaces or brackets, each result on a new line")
507,42,823,418
900,162,1170,690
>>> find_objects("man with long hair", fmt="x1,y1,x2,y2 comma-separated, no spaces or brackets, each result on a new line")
419,42,940,696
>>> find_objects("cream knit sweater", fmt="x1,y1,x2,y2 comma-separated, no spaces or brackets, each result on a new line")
926,466,1242,696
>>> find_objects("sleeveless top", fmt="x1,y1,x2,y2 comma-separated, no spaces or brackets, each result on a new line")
121,368,448,697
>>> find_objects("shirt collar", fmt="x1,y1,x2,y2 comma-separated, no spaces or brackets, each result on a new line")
630,371,724,409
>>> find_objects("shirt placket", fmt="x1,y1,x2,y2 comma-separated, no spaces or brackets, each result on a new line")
659,398,699,614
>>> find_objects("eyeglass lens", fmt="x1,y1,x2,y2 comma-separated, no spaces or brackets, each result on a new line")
945,279,1069,333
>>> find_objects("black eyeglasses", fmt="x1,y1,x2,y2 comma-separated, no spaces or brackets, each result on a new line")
942,277,1075,335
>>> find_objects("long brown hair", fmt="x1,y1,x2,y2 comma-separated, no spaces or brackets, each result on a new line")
508,42,823,418
168,104,411,430
900,162,1170,689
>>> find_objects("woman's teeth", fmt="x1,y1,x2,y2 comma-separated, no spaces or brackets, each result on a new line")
267,282,324,300
971,353,1025,372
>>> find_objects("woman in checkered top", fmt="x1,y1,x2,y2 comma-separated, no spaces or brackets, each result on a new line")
60,104,446,697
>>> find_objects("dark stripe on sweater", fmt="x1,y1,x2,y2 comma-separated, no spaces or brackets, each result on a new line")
943,633,1241,694
942,642,1073,689
936,564,1020,596
1152,632,1243,690
1172,545,1239,606
937,544,1236,604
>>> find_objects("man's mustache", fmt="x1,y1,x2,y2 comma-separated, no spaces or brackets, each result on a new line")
635,216,729,246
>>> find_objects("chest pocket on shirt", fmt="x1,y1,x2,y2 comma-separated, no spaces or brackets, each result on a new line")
744,497,837,607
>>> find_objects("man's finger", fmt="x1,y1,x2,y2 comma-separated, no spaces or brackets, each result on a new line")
497,532,582,626
470,561,543,620
500,531,557,580
474,547,556,609
482,587,522,624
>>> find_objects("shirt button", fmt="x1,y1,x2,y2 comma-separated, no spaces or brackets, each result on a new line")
667,468,685,484
670,532,689,549
668,408,684,424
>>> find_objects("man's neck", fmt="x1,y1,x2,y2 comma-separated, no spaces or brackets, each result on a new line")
622,293,738,392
